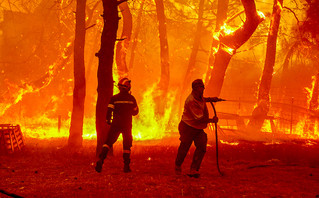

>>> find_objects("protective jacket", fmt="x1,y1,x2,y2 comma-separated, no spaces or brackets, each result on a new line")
106,92,139,127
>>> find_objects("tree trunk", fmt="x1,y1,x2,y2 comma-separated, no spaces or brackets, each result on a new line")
303,72,319,136
205,0,229,85
309,73,319,111
128,0,145,70
68,0,86,149
154,0,170,113
205,0,264,97
247,0,283,132
116,1,132,78
95,0,119,156
179,0,205,114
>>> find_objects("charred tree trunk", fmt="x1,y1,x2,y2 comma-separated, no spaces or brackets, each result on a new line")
180,0,205,100
205,0,229,85
128,0,145,70
116,2,132,78
309,73,319,111
247,0,283,132
95,0,119,156
205,0,264,97
68,0,87,149
303,73,319,136
155,0,170,113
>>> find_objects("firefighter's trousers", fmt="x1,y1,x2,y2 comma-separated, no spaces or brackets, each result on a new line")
175,121,207,171
99,124,132,165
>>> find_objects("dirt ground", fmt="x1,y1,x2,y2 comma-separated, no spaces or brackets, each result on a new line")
1,137,319,198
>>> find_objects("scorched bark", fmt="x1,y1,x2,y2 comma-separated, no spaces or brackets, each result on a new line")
95,0,120,156
248,0,283,132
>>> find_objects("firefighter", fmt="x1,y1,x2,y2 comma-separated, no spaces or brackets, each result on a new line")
95,78,139,173
175,79,218,178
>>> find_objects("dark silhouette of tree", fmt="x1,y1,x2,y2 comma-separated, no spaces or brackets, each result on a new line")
95,0,122,156
68,0,87,149
247,0,283,133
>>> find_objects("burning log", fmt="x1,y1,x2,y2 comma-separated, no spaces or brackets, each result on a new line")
0,124,24,153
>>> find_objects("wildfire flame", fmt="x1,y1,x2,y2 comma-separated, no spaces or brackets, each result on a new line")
9,83,179,141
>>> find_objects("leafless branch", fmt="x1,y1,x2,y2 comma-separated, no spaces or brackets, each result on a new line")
85,24,96,30
283,6,300,24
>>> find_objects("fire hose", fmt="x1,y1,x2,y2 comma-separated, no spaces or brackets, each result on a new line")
205,97,226,176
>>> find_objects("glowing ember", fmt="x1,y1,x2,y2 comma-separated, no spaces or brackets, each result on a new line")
220,140,239,146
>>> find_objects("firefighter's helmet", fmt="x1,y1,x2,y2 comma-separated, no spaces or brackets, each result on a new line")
118,78,131,92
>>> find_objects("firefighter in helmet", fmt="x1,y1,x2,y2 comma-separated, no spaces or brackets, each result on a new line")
175,79,218,178
95,78,139,173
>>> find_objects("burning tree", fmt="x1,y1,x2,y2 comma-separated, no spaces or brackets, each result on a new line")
205,0,264,97
204,0,229,85
297,0,319,136
247,0,283,133
0,1,74,120
247,0,319,135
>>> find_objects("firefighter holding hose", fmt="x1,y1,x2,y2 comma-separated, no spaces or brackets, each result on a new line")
175,79,220,178
95,78,139,173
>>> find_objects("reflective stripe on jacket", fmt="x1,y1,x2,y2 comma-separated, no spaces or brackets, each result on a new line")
106,92,139,127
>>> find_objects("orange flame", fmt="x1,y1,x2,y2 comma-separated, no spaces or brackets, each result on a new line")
11,84,179,141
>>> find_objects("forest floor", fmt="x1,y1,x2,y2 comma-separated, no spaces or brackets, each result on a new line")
1,136,319,198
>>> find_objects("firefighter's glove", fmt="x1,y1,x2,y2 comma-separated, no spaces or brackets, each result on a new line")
209,116,219,123
106,120,112,125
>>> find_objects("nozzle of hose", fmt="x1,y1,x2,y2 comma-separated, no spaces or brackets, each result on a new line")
204,97,226,102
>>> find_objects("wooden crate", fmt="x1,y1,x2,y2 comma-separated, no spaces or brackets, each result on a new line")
0,124,25,153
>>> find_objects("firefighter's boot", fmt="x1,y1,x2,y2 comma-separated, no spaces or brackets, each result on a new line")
123,152,131,173
187,169,200,178
95,145,109,173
